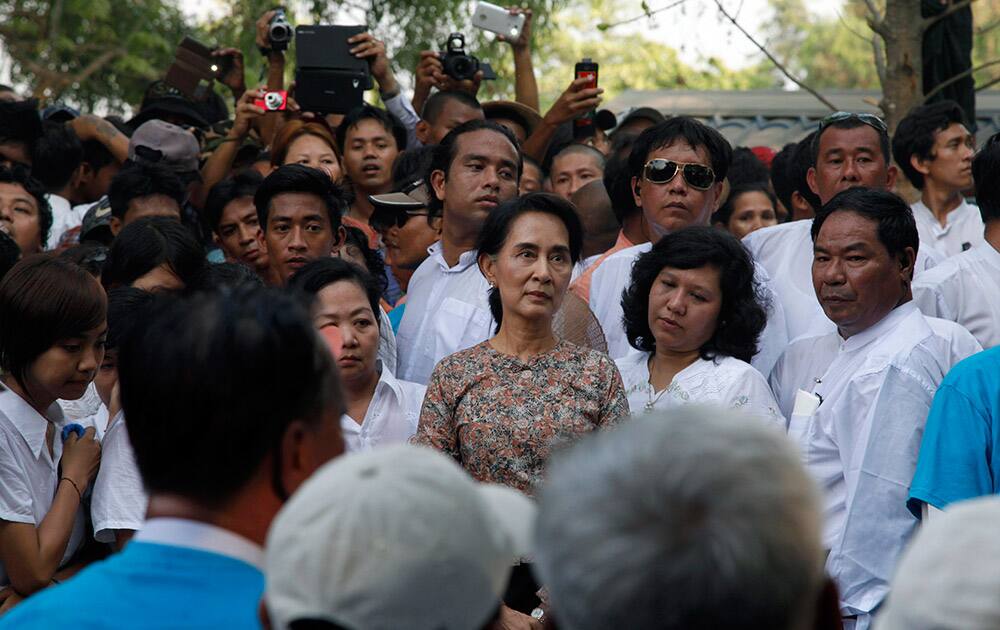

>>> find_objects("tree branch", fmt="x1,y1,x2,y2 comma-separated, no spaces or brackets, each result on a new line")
712,0,837,111
976,15,1000,36
975,74,1000,92
597,0,688,31
924,58,1000,101
872,35,888,87
862,0,889,37
922,0,977,33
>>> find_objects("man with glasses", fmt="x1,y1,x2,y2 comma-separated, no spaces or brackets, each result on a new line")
588,117,788,376
743,111,944,341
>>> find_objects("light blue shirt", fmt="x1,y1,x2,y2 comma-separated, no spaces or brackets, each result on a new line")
909,347,1000,516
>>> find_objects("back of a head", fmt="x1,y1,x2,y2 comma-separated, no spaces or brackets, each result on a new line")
30,121,83,193
102,216,206,290
107,160,186,221
727,146,770,188
534,407,824,630
770,142,797,215
605,133,639,225
117,286,340,506
876,496,1000,630
791,132,822,209
972,132,1000,224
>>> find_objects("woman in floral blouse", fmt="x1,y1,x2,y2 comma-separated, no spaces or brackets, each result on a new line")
616,226,783,427
414,193,629,498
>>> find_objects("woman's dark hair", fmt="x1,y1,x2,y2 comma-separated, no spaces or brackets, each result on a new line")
0,164,52,247
188,261,265,292
203,169,263,233
342,226,388,298
0,231,19,282
288,257,383,329
476,192,584,331
106,286,155,351
0,254,107,387
621,226,766,363
101,216,206,290
713,182,777,226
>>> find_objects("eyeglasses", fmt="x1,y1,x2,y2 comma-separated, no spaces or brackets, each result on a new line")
818,111,887,135
642,159,716,190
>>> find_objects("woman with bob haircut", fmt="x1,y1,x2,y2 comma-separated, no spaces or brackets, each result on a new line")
415,193,629,497
617,225,782,425
289,257,424,453
0,255,104,607
100,217,206,293
270,120,343,184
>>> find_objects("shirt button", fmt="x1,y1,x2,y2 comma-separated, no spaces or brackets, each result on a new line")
520,369,532,380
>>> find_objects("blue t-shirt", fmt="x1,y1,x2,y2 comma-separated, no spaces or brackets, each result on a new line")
0,541,264,629
908,347,1000,516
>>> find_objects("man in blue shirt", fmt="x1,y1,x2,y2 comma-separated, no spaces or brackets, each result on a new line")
908,134,1000,517
1,288,345,628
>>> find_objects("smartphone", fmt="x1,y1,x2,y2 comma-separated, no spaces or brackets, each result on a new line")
254,90,288,111
574,58,599,139
472,1,526,40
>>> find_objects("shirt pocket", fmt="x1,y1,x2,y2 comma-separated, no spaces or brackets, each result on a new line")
435,298,494,360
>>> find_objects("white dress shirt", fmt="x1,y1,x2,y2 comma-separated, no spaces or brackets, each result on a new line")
135,518,263,570
768,303,977,629
340,364,426,453
91,410,147,543
0,388,86,585
616,351,784,427
58,381,103,422
743,219,946,341
911,198,985,258
396,242,495,385
588,242,789,377
912,243,1000,349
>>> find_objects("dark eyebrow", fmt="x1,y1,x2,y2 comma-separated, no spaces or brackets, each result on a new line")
349,307,374,318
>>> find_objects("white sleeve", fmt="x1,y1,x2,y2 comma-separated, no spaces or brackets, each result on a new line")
730,367,786,430
91,418,147,543
911,282,949,320
826,365,934,620
750,263,789,379
382,93,421,150
0,433,35,525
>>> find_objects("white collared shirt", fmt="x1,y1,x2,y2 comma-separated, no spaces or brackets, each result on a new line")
912,243,1000,349
43,194,90,251
135,517,263,571
396,242,495,385
911,198,985,258
588,242,789,377
58,382,103,423
616,351,784,427
91,410,147,543
768,303,977,627
743,219,946,341
340,365,426,453
0,388,86,585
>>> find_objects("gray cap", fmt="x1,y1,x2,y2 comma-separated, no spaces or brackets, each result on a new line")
128,120,201,180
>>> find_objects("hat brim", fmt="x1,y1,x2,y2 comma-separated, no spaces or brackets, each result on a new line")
127,99,210,130
483,101,543,137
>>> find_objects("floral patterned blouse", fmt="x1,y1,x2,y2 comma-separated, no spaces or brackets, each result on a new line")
414,340,629,496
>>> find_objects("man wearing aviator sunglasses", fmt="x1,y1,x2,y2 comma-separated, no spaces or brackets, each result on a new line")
587,117,790,377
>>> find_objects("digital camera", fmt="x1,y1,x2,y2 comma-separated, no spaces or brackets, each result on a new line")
268,8,293,51
254,90,288,111
440,33,480,81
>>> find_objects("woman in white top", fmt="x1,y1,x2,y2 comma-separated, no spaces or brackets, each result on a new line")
616,226,783,426
0,254,103,608
290,258,425,452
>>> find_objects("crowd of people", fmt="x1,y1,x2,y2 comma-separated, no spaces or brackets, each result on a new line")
0,5,998,629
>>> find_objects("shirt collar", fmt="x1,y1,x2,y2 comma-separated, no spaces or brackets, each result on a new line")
136,517,264,571
839,302,918,353
373,362,405,403
428,240,479,273
978,242,1000,270
45,193,71,213
0,387,63,459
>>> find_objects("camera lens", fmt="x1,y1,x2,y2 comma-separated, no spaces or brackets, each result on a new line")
270,23,291,43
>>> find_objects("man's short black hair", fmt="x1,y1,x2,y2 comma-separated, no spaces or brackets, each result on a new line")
810,187,919,261
425,119,522,214
727,147,769,187
204,169,263,233
770,143,797,215
0,164,52,247
973,132,1000,223
420,90,482,124
892,100,969,190
108,161,186,221
605,132,639,225
391,145,436,190
552,143,607,170
101,216,206,290
188,261,265,292
627,117,732,185
335,104,407,154
30,121,84,193
811,116,891,166
621,225,766,364
791,132,821,209
254,164,347,233
81,139,118,173
118,286,342,506
0,254,106,388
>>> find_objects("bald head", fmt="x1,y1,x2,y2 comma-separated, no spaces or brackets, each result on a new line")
571,180,618,259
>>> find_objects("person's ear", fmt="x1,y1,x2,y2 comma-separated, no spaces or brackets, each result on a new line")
415,120,431,145
333,225,347,250
279,419,339,498
631,175,641,207
910,154,931,177
791,190,814,217
70,163,92,190
710,180,726,211
430,169,447,204
886,163,899,190
806,166,820,196
109,216,122,237
478,251,496,286
899,246,916,282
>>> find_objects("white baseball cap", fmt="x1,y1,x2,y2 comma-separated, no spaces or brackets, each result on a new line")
264,444,536,630
875,496,1000,630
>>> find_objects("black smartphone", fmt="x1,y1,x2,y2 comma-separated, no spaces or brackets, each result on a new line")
573,58,599,140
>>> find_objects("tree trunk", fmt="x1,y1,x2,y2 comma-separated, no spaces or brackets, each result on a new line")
879,0,924,132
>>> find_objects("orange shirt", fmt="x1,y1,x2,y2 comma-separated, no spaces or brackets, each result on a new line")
569,231,635,302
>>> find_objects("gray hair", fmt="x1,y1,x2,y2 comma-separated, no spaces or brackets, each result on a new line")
533,406,824,630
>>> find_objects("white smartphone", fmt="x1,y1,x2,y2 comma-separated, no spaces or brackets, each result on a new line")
472,1,526,40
